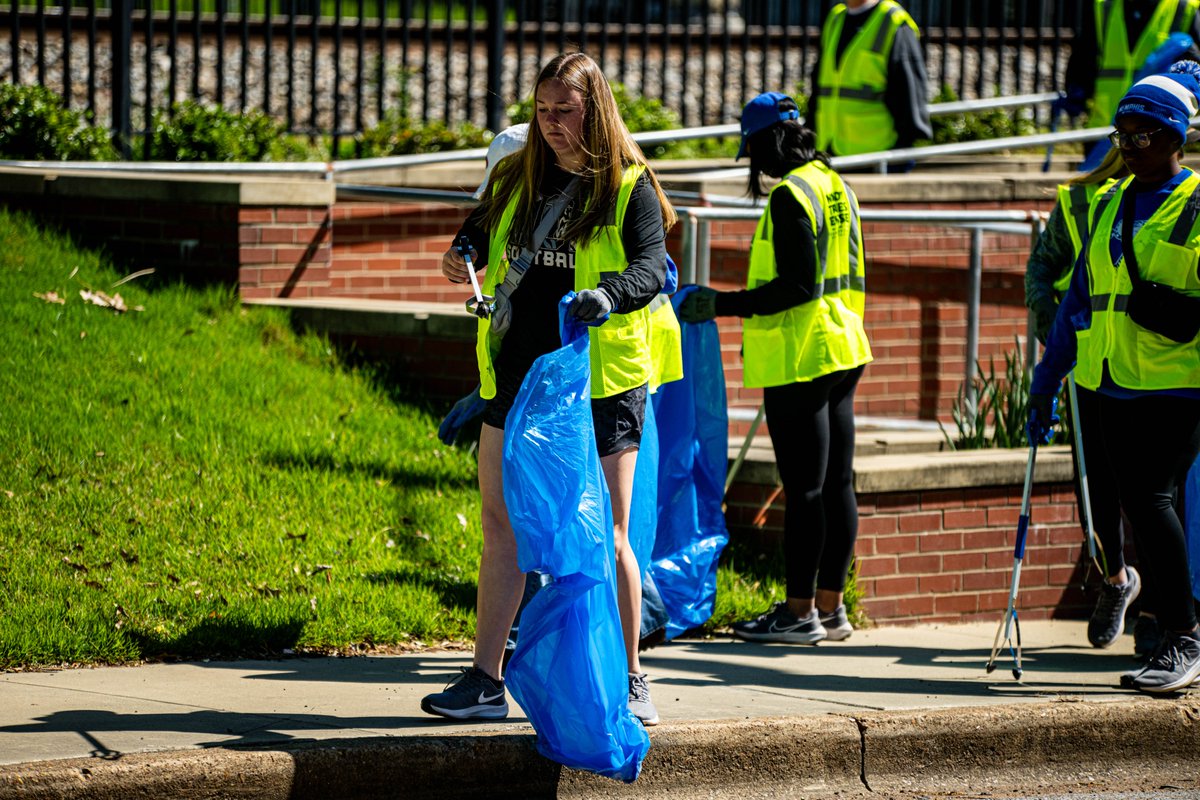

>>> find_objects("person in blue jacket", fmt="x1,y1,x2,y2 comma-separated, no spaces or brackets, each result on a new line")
1028,64,1200,693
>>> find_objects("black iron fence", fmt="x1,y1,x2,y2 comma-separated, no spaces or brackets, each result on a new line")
1,0,1086,156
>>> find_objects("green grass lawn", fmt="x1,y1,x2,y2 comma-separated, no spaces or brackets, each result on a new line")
0,207,806,669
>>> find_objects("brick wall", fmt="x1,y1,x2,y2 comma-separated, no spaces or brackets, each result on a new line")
725,474,1092,625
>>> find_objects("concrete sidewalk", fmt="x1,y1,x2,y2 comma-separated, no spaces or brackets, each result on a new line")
3,619,1199,799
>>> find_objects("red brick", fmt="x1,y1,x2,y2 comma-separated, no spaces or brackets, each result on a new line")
920,574,961,593
857,556,897,577
873,534,920,555
918,531,963,552
943,509,987,530
898,511,942,534
871,575,920,596
921,489,966,510
943,551,988,571
933,594,979,614
895,596,936,616
963,570,1009,591
898,553,942,574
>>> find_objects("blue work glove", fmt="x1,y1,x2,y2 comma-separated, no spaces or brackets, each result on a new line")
437,385,486,445
677,286,718,323
568,287,613,323
1026,393,1060,446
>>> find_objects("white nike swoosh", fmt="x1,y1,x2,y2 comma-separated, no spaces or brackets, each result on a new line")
477,690,504,704
768,621,803,633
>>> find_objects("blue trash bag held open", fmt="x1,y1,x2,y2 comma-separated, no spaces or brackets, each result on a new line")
648,287,730,639
501,294,650,782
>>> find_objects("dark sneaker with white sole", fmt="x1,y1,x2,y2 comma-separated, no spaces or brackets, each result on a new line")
732,602,826,644
1130,632,1200,694
628,672,659,726
421,666,509,720
818,604,854,641
1088,566,1140,649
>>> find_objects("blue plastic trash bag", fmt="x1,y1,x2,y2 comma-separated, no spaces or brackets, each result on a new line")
502,294,650,783
648,287,730,639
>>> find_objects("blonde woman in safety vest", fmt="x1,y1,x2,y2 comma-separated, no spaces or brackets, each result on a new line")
1024,148,1156,655
679,92,872,644
1030,64,1200,693
425,52,677,726
809,0,931,161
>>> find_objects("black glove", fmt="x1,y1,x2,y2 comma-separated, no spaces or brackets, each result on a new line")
678,287,718,323
1026,392,1060,446
1032,299,1059,346
568,288,613,323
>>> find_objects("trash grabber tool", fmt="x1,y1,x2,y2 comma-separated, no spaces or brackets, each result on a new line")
457,234,493,319
1066,373,1101,568
987,439,1038,680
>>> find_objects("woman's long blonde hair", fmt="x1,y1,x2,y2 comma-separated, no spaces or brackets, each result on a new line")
479,52,677,248
1067,146,1127,186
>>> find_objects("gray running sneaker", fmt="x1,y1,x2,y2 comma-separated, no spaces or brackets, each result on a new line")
1130,632,1200,694
628,672,659,726
818,604,854,641
421,666,509,720
732,602,827,644
1088,566,1141,648
1133,613,1161,659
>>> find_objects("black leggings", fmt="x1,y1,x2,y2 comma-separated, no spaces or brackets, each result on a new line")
764,365,864,600
1074,385,1127,578
1097,393,1200,632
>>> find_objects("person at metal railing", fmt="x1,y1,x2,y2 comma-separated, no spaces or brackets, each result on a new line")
1029,64,1200,694
678,92,872,645
423,52,677,727
808,0,931,168
1025,145,1156,654
1063,0,1200,153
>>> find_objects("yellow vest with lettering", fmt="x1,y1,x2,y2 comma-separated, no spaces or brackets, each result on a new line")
814,0,918,155
742,161,872,388
1075,173,1200,391
476,164,654,399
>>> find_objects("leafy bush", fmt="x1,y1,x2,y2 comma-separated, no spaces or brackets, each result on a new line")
0,83,118,160
940,344,1070,450
357,113,492,157
929,85,1038,145
146,101,323,162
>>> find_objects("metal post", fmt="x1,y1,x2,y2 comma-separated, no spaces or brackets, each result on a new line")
696,218,712,286
486,0,505,132
679,213,697,285
110,0,132,159
965,226,983,424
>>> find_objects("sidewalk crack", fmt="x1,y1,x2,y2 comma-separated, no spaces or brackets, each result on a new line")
853,716,872,792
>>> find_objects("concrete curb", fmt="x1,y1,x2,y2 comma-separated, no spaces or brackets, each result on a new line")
3,698,1198,799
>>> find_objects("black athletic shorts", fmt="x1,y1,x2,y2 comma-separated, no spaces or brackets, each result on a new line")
483,382,646,458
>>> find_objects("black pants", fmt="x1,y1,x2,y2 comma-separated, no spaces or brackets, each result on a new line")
1098,393,1200,632
764,365,864,600
1074,385,1127,578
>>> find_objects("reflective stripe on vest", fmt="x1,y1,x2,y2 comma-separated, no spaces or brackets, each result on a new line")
475,164,653,399
1076,172,1200,391
741,161,872,388
813,0,917,156
1093,0,1197,124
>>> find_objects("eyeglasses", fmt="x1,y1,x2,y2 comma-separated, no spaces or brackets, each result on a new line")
1108,128,1164,149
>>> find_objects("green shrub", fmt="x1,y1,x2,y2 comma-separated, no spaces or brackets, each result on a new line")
0,83,118,160
940,344,1071,450
357,113,492,157
929,85,1038,145
146,101,323,162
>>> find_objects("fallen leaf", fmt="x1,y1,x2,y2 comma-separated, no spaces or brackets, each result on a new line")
79,331,86,339
79,289,128,313
95,451,105,458
34,291,66,305
456,513,468,529
2,490,13,498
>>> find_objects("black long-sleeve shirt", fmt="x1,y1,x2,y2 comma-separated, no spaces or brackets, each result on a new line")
456,162,667,390
714,187,817,318
1065,0,1200,100
807,3,932,152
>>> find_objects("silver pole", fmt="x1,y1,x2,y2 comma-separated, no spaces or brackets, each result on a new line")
679,213,697,286
965,227,983,425
697,219,712,287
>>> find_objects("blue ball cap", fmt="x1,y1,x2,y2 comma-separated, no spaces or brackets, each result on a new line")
737,92,800,160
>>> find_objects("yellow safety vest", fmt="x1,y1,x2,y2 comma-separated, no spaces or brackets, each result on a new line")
742,161,873,388
1075,173,1200,391
476,164,654,400
814,0,918,156
647,294,683,393
1093,0,1199,125
1054,179,1117,293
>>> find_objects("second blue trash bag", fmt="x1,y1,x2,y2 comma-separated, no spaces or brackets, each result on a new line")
648,287,730,640
501,295,650,783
